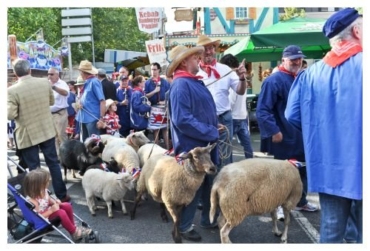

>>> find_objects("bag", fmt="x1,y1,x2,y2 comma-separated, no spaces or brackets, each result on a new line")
11,220,33,240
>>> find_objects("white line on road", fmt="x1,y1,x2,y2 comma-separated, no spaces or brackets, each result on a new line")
290,210,320,243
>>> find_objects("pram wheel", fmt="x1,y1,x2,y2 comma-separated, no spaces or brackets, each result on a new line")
83,230,100,243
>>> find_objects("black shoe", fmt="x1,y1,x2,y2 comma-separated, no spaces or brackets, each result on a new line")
200,222,218,229
181,229,202,242
197,202,203,210
60,194,71,203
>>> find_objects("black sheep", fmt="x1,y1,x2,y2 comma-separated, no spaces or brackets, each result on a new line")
59,139,101,183
80,157,121,176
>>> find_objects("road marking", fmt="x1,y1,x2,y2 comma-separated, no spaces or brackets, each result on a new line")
290,210,320,243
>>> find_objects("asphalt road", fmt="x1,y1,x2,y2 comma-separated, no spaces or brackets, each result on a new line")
7,130,321,244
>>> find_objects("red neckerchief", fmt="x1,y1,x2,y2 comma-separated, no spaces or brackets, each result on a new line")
323,40,362,68
199,59,221,79
173,70,203,80
152,77,161,84
133,87,144,94
278,65,296,78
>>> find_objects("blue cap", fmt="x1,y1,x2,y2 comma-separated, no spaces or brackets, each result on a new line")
323,8,361,39
282,45,306,60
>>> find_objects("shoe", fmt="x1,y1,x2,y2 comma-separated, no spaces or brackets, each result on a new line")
60,194,71,203
295,202,318,212
197,202,203,210
276,206,284,221
200,221,218,229
72,226,92,241
180,229,202,242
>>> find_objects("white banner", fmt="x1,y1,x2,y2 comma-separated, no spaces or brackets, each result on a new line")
135,8,162,34
145,39,169,68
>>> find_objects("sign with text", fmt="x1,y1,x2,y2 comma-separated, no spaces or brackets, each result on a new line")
145,39,169,67
135,8,163,34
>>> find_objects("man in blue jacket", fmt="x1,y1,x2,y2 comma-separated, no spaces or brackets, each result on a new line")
285,8,362,243
167,45,219,242
256,45,318,220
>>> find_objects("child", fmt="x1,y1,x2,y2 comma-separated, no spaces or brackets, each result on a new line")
130,76,151,131
101,99,121,136
23,168,92,241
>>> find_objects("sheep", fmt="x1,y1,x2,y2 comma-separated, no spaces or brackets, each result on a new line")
209,158,303,244
59,139,101,183
102,140,140,175
84,135,105,157
79,157,121,176
130,143,217,243
100,131,150,152
137,143,168,168
82,168,135,218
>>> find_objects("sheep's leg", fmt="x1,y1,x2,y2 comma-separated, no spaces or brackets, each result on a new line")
86,195,96,216
220,222,233,243
63,166,68,183
130,191,143,220
72,169,76,178
159,203,169,222
166,204,183,243
270,210,282,237
106,200,114,218
120,198,128,215
280,208,290,243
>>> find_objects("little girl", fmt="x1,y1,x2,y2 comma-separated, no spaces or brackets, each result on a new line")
101,99,121,137
23,168,92,242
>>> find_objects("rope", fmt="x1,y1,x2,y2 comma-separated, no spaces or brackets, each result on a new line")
205,70,235,87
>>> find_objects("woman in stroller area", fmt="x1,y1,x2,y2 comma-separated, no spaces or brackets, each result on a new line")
23,168,92,242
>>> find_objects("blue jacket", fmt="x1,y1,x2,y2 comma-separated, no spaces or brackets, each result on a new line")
285,53,362,200
116,87,132,130
130,90,151,130
67,92,76,116
169,77,219,165
145,78,170,105
256,70,305,161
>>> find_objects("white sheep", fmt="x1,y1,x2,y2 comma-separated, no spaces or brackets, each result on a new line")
100,131,149,151
209,158,303,244
137,143,168,168
130,143,217,243
82,168,135,218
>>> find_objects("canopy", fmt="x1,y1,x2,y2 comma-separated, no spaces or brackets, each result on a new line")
223,36,330,62
250,17,329,48
119,56,150,70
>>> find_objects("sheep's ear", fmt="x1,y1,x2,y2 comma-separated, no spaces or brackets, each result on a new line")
207,142,217,152
180,152,191,160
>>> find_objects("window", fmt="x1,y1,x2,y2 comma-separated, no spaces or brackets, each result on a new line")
235,7,248,19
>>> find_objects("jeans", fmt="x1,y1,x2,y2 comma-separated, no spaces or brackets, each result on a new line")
296,166,308,207
81,120,100,142
217,110,233,170
344,201,361,243
20,137,67,200
179,174,216,232
319,193,362,243
232,118,253,159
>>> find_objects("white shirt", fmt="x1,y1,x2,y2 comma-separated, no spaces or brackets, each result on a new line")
50,79,69,112
197,62,239,115
229,90,248,120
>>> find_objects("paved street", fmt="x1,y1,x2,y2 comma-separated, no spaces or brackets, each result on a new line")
7,130,321,244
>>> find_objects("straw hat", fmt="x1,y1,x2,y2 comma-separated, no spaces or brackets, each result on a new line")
105,99,117,111
196,34,221,48
78,60,98,75
166,45,205,77
75,76,85,86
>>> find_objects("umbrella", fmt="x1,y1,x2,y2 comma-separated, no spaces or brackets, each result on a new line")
120,56,150,70
250,17,330,48
223,36,330,62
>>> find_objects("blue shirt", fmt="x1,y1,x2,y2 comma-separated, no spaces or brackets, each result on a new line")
76,77,105,123
67,92,76,116
256,71,305,161
116,87,132,128
130,89,151,130
285,53,362,200
169,77,219,165
145,78,170,105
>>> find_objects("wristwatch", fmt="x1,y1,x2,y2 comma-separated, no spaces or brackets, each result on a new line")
51,85,56,90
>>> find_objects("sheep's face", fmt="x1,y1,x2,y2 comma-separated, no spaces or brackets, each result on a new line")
117,173,135,191
185,143,217,175
86,141,105,156
128,131,150,147
108,157,121,174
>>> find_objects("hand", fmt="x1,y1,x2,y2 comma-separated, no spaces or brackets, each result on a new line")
272,132,283,143
237,58,247,79
50,203,59,213
217,124,226,132
158,101,165,105
96,120,106,129
154,86,160,93
121,99,128,106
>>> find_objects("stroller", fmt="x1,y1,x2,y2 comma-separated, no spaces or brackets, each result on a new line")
7,156,100,244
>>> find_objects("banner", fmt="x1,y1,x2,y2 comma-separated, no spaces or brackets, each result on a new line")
145,39,169,68
135,8,163,34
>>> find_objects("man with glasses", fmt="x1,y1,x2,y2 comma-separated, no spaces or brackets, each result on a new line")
256,45,318,221
145,62,171,149
48,67,69,158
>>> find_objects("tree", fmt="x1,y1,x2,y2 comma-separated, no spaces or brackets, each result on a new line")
279,7,306,21
7,7,150,65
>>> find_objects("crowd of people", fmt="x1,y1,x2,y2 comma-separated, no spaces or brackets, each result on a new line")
7,8,362,244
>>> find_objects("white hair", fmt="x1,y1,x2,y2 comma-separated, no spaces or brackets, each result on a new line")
329,17,362,46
